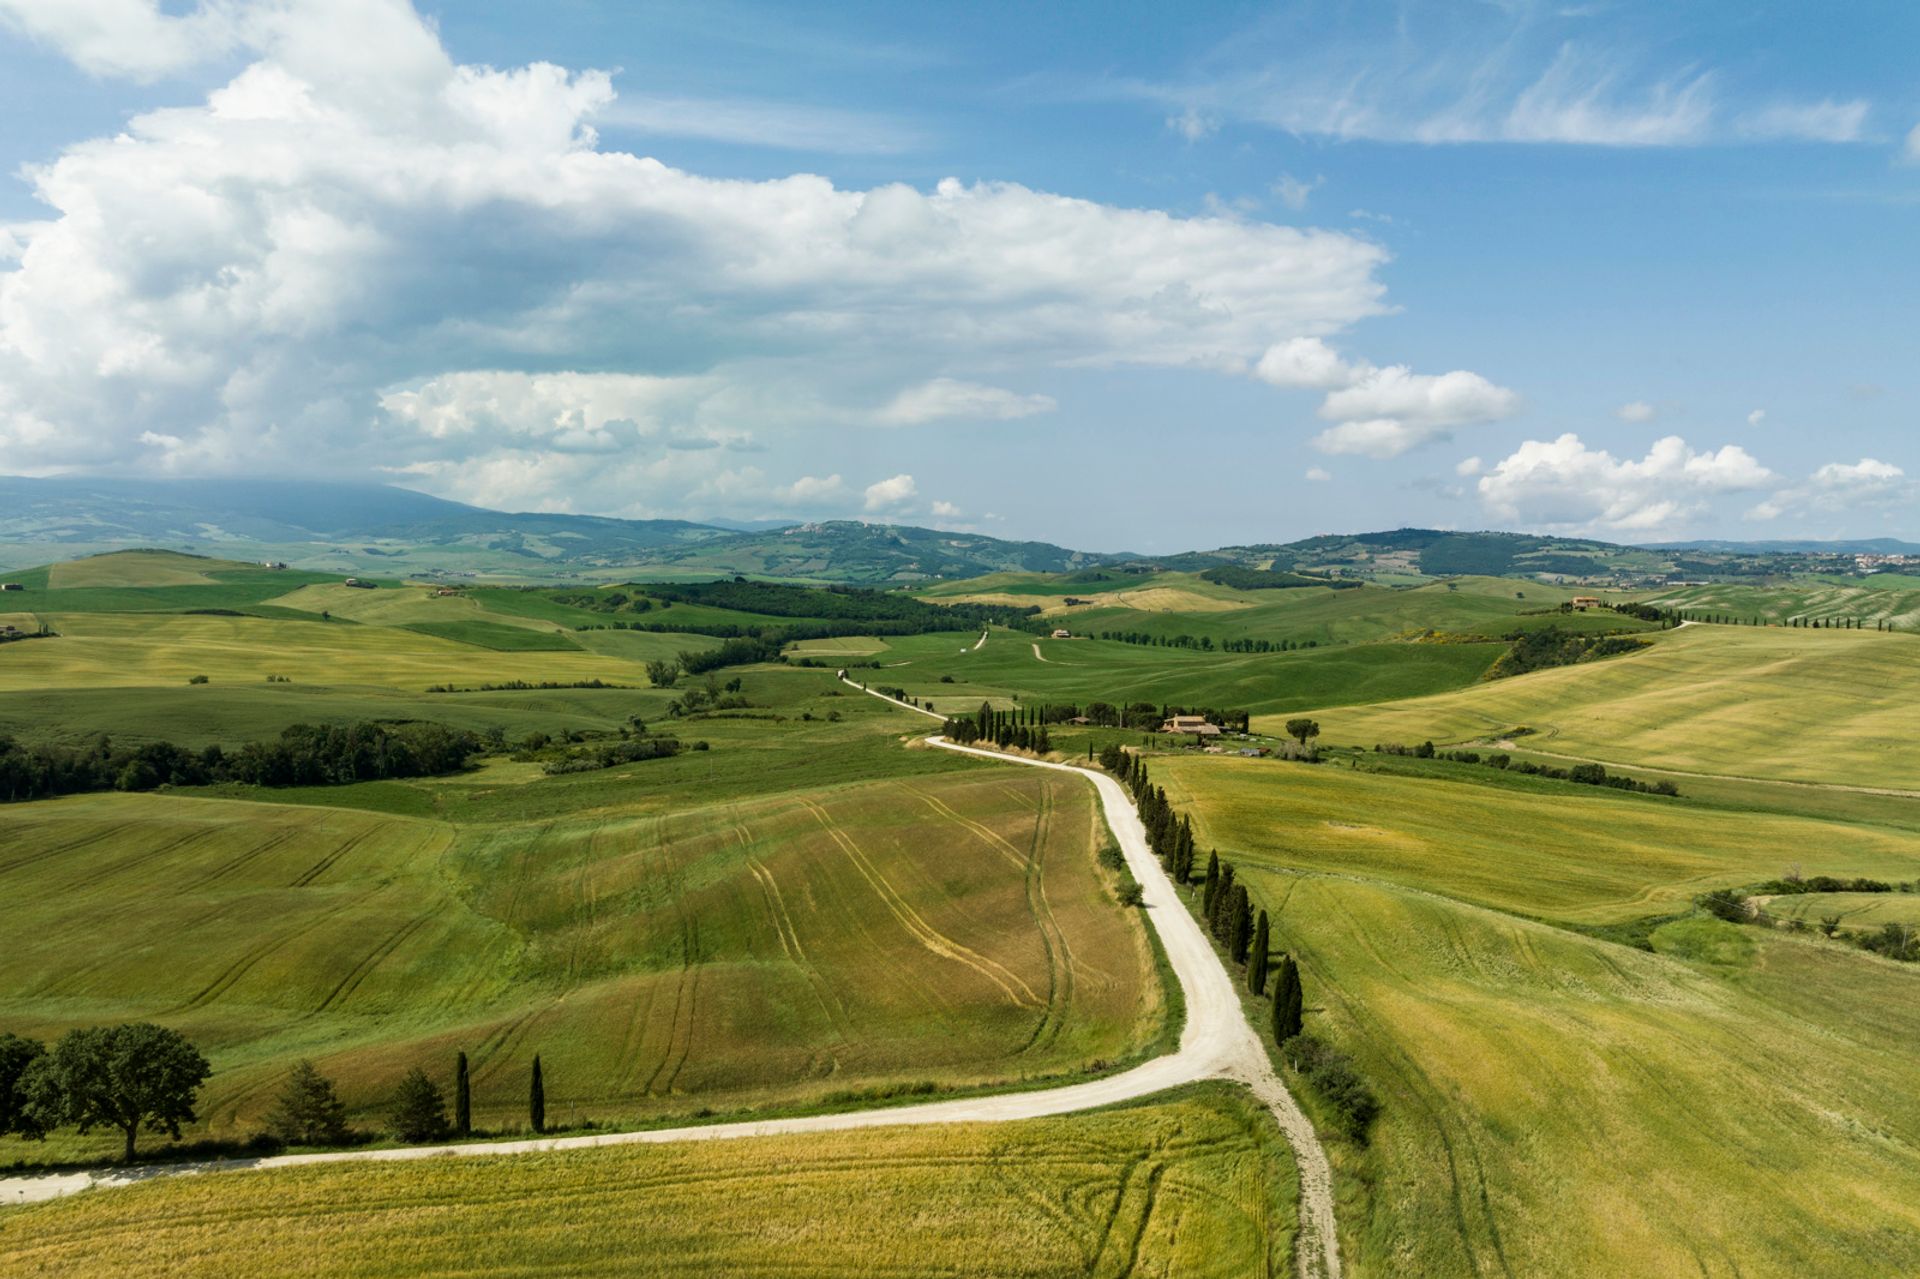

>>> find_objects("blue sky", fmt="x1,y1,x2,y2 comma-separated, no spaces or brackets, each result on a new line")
0,0,1913,551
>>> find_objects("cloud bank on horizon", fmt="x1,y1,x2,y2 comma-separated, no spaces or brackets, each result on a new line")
0,0,1909,545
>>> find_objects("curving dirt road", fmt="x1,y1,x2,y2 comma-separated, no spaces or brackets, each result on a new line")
0,678,1342,1279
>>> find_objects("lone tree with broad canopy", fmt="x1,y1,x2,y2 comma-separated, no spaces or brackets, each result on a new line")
1285,719,1321,751
20,1023,211,1162
387,1067,450,1144
267,1060,350,1147
0,1032,47,1139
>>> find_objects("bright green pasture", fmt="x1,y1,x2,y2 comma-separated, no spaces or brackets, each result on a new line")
0,735,1163,1167
943,574,1648,647
1268,623,1920,789
0,1085,1295,1279
1763,891,1920,927
860,629,1502,715
1154,755,1920,925
0,612,669,692
1251,872,1920,1277
0,683,675,749
401,619,582,651
0,554,338,614
266,582,561,630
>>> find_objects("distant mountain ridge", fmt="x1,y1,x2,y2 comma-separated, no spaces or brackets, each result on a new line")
0,476,1898,584
0,475,1118,583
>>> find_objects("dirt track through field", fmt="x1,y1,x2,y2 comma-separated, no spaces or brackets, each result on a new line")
0,678,1342,1279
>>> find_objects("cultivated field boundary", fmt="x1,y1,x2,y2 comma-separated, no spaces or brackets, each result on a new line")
0,676,1342,1279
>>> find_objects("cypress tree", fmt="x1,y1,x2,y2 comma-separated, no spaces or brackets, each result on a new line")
1228,885,1252,964
529,1055,546,1134
1248,911,1270,995
1202,851,1220,911
1272,956,1303,1045
454,1050,471,1138
1210,866,1236,939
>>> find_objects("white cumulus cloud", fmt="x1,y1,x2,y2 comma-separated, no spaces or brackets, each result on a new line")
1478,433,1775,533
0,0,1401,516
1616,400,1656,422
0,0,239,80
777,473,846,504
863,473,917,511
1749,458,1909,521
1254,337,1518,458
877,378,1056,427
1304,466,1331,482
1747,409,1767,426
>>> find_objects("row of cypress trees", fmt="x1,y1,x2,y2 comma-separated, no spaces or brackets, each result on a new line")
943,702,1054,753
1103,746,1306,1048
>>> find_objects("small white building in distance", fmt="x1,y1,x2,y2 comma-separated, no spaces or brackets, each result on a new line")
1050,628,1072,639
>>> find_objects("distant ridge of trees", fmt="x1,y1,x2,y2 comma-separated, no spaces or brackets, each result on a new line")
1198,566,1361,591
0,721,483,803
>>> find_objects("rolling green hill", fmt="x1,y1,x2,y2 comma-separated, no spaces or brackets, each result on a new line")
1266,623,1920,789
0,714,1164,1167
1157,749,1920,1276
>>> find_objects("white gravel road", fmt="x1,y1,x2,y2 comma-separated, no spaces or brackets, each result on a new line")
0,677,1342,1279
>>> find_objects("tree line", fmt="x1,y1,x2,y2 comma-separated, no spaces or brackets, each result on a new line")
0,721,484,804
1373,743,1680,796
0,1024,558,1164
1098,745,1380,1141
1090,629,1323,653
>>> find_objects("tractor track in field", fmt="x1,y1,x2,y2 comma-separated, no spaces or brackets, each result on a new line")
0,678,1343,1279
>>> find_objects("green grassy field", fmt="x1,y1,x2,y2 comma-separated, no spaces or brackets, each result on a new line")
1155,756,1920,925
0,690,1165,1167
1266,623,1920,789
852,628,1505,716
1153,751,1920,1275
0,612,674,693
0,1085,1296,1278
1261,872,1920,1276
1762,891,1920,927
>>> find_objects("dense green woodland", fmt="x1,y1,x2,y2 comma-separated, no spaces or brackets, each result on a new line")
0,721,482,802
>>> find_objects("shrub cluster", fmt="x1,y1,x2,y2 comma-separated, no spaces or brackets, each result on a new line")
1486,625,1649,679
538,737,682,775
1282,1035,1382,1141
